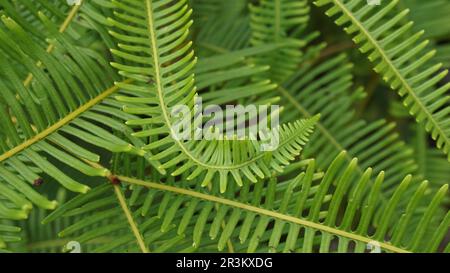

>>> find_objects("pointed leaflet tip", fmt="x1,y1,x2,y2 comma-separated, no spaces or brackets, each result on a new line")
313,113,321,120
439,183,449,192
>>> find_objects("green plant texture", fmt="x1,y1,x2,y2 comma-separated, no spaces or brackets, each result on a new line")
0,0,449,253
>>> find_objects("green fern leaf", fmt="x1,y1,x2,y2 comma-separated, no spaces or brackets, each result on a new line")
315,0,450,160
45,151,449,253
108,0,319,192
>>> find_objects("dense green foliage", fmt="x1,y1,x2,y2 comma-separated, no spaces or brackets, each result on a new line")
0,0,449,253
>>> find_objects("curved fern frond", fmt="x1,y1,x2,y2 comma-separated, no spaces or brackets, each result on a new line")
45,152,449,253
108,0,319,192
315,0,450,160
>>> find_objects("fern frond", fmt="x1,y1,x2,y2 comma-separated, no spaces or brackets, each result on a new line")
204,42,421,202
43,182,199,253
45,152,449,253
108,0,319,192
315,0,450,160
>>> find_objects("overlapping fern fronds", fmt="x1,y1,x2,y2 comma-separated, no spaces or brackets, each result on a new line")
281,53,420,197
107,0,319,193
0,3,154,224
0,0,448,254
315,0,450,160
203,1,421,203
44,152,449,253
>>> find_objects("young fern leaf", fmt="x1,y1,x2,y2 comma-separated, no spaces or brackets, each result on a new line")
108,0,318,192
315,0,450,160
